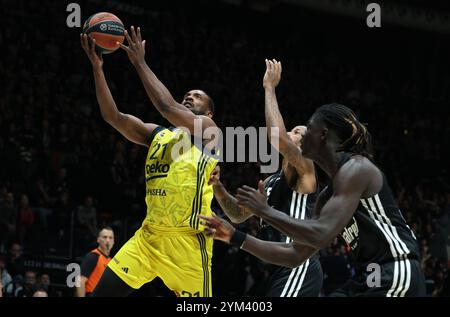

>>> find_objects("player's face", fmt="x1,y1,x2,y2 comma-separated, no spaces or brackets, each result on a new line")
97,229,115,252
300,117,321,159
182,90,211,116
287,125,306,148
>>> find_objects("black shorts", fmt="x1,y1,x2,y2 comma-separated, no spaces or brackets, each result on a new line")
264,257,323,297
328,259,426,297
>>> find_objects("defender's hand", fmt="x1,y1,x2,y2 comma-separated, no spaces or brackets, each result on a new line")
208,165,221,186
80,33,103,69
236,180,269,216
118,26,146,67
263,59,282,89
199,214,235,243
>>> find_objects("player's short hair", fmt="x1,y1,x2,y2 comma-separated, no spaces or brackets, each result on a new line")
312,103,373,159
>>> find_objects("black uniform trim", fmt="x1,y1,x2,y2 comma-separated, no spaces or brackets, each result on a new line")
148,126,164,146
197,233,210,296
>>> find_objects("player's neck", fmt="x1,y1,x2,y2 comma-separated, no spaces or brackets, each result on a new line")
314,147,342,178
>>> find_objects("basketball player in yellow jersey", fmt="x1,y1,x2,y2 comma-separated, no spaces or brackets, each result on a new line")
80,26,219,297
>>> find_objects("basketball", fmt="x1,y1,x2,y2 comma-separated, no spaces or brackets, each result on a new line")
83,12,125,54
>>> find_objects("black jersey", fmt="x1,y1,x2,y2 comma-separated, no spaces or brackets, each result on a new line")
258,170,323,297
329,153,420,267
259,171,319,244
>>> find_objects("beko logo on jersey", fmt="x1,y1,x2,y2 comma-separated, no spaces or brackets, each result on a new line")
342,217,359,249
146,162,170,181
146,188,167,196
146,162,170,174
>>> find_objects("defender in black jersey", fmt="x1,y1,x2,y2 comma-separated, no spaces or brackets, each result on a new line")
322,152,424,296
208,60,322,296
260,172,323,297
203,102,425,297
241,103,425,296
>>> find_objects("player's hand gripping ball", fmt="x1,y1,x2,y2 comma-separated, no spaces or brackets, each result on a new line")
83,12,125,54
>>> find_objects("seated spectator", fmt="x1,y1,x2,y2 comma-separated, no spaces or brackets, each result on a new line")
30,177,54,230
75,195,98,254
76,195,97,238
32,288,48,297
0,192,16,248
0,255,13,296
38,273,56,297
6,242,25,278
17,194,35,245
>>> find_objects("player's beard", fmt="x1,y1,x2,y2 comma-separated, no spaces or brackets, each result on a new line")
190,108,202,116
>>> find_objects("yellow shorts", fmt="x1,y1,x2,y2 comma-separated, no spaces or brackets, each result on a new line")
108,225,213,297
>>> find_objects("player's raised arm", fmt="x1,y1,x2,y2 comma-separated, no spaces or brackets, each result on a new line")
263,59,314,176
199,214,317,268
118,26,217,139
81,34,157,147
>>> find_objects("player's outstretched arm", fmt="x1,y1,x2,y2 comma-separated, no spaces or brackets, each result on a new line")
118,26,216,138
199,214,316,268
81,34,157,147
236,160,370,249
209,166,253,224
263,59,314,177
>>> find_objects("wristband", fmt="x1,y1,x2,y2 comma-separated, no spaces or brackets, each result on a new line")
230,229,247,248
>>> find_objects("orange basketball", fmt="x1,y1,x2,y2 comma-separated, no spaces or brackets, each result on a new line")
83,12,125,54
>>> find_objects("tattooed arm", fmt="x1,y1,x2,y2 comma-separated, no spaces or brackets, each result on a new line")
213,181,253,224
209,166,269,223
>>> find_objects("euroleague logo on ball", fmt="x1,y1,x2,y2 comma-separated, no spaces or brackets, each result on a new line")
100,23,107,31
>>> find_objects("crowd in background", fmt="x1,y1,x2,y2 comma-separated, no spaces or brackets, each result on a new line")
1,0,449,296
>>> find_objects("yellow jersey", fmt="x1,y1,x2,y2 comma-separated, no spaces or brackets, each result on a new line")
141,126,218,233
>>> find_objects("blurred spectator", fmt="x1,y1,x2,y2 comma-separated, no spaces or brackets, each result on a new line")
38,273,57,297
32,288,48,297
12,275,24,298
0,191,17,249
52,168,69,197
6,242,25,278
0,255,13,296
30,177,54,231
17,194,35,245
49,191,73,255
15,270,38,297
77,196,97,237
75,195,98,254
